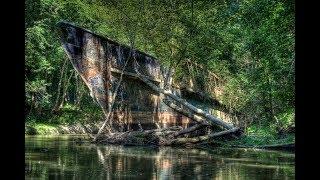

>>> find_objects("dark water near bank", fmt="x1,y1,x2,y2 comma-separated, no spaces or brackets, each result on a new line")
25,135,295,180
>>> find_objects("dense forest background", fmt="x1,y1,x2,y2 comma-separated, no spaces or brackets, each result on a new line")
25,0,294,139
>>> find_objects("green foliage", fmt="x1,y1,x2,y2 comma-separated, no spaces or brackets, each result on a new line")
273,108,295,130
246,125,277,137
227,125,295,146
230,134,295,146
25,0,295,139
32,124,60,135
25,80,52,108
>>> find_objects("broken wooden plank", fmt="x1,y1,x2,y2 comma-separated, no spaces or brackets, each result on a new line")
134,68,235,130
111,67,161,83
169,128,239,145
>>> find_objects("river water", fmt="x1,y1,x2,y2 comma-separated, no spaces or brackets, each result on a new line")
25,135,295,179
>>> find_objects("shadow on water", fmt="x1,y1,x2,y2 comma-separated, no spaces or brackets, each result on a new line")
25,135,295,180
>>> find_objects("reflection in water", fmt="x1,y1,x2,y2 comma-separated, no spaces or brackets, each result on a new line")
25,135,295,179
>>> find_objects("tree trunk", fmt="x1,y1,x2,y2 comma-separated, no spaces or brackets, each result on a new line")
93,49,132,141
75,76,85,107
59,70,75,108
52,58,68,112
267,75,275,122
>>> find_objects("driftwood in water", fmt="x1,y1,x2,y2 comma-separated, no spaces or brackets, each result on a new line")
258,143,295,150
232,143,295,151
94,126,238,146
169,128,239,146
172,123,208,137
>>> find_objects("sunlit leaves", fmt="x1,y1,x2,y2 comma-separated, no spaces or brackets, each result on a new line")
25,0,295,128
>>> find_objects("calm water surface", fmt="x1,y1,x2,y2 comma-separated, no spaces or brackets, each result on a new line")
25,135,295,180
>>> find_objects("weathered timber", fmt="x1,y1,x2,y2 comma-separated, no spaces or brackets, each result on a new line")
173,123,208,137
94,51,132,141
58,21,241,145
163,98,209,125
134,65,235,130
169,128,239,145
110,67,160,83
94,126,238,146
96,126,183,145
163,97,241,138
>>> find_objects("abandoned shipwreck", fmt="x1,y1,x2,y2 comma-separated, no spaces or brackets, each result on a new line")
58,21,242,145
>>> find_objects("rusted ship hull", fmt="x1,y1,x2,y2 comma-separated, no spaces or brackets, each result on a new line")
58,22,192,131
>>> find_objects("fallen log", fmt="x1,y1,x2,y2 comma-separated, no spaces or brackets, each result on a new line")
164,98,240,139
169,128,239,145
163,98,209,125
207,127,239,138
96,126,182,144
172,123,208,137
257,143,295,151
95,127,239,146
231,143,295,151
134,67,234,130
